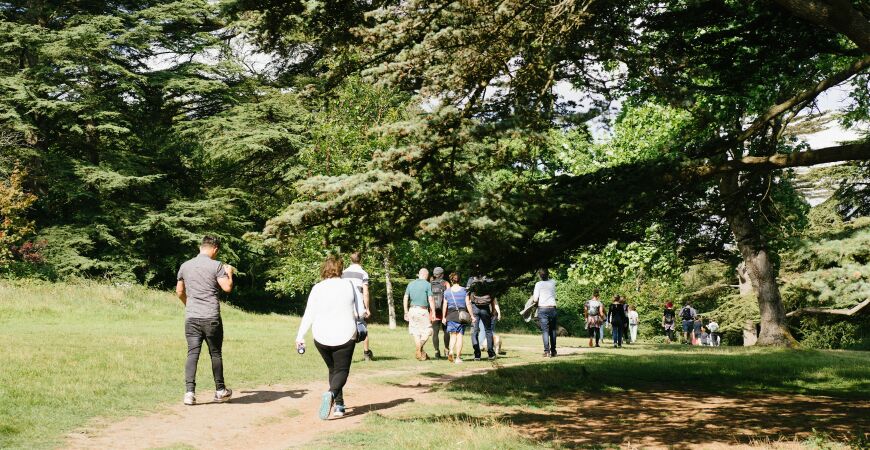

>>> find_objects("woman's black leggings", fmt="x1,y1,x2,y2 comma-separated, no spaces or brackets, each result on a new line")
315,339,356,405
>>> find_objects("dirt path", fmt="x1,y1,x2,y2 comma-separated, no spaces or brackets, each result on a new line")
63,348,868,449
63,365,493,450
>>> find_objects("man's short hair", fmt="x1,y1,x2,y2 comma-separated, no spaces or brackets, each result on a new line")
350,252,362,264
593,289,600,296
201,235,221,249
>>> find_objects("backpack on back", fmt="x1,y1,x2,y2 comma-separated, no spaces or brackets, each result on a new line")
680,306,694,321
431,280,446,310
663,308,675,324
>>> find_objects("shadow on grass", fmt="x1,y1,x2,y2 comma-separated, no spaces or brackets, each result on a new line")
447,348,870,407
436,348,870,447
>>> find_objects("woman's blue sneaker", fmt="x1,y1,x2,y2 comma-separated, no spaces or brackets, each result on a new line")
319,391,334,420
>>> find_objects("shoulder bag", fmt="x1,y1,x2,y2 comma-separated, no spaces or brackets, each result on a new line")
446,290,472,324
348,281,368,343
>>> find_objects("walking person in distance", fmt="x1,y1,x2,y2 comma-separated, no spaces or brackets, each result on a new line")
296,254,361,420
404,268,436,361
662,301,677,344
467,270,499,361
607,295,628,348
176,235,234,406
430,267,450,359
442,272,475,363
533,268,558,357
341,252,374,361
627,304,639,344
584,290,604,348
679,301,698,345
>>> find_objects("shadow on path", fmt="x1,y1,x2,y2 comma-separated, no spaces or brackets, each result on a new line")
231,389,309,404
348,398,414,416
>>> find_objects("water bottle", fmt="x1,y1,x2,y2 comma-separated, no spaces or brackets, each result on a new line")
297,342,306,355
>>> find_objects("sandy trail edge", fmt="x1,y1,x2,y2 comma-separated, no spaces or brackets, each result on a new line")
62,362,499,450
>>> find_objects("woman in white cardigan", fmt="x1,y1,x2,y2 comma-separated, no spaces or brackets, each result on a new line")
296,255,359,420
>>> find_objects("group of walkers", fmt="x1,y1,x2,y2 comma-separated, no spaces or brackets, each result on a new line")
174,236,721,422
404,266,503,363
581,290,640,348
662,301,721,346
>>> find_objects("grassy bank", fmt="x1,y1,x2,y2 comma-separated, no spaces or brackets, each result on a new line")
0,280,562,449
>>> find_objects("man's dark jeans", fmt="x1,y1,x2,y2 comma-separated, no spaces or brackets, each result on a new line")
539,307,557,355
185,317,225,393
471,304,496,359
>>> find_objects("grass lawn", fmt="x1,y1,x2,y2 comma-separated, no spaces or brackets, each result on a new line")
2,280,869,449
0,280,567,449
320,343,870,449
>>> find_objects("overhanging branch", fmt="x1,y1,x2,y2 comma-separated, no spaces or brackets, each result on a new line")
684,141,870,180
739,55,870,140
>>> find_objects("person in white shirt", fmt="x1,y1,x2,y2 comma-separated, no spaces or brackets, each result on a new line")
342,252,373,361
533,268,558,357
296,255,361,420
706,319,721,346
627,305,639,344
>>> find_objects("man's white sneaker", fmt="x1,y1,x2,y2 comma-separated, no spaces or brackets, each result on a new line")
333,405,346,418
214,388,233,403
454,357,463,364
184,392,196,406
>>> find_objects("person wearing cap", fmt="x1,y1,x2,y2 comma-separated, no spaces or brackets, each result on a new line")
429,267,450,359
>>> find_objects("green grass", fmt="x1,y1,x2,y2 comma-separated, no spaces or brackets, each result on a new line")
311,409,549,450
0,280,559,449
445,345,870,407
3,280,869,449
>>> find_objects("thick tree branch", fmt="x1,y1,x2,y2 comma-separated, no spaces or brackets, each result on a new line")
773,0,870,54
684,141,870,179
739,54,870,140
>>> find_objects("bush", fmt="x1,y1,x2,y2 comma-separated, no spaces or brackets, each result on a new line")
795,316,870,350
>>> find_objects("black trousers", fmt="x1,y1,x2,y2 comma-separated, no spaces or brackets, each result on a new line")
588,326,601,345
185,318,225,393
315,339,356,405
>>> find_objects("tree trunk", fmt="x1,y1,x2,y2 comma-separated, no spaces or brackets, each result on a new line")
383,246,397,329
720,174,798,347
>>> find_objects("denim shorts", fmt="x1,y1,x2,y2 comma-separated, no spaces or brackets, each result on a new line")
682,320,693,332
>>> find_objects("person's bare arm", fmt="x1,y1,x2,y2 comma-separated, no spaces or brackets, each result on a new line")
403,293,410,321
441,293,448,324
465,296,476,321
176,280,186,305
217,265,234,293
362,284,371,319
428,295,436,321
493,297,501,320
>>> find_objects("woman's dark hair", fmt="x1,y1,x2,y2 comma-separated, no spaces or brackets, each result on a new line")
538,268,549,281
449,272,460,284
320,254,344,280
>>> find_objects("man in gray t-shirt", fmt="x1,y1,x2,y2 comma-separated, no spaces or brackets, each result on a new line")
176,236,234,405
